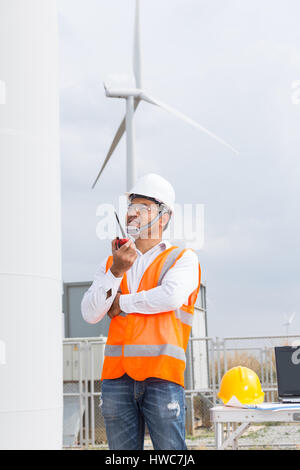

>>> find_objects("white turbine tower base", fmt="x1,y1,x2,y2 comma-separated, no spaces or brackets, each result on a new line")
0,0,62,449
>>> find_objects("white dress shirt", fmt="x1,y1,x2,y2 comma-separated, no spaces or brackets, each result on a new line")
81,239,200,325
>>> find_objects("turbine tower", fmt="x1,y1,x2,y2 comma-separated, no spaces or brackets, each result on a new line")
283,312,296,343
0,0,62,449
92,0,238,191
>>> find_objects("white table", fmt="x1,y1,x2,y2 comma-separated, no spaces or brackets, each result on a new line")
210,405,300,450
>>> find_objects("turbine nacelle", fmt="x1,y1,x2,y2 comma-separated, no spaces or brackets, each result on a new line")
104,83,142,99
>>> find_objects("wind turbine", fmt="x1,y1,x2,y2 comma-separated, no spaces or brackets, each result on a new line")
92,0,238,191
283,312,296,342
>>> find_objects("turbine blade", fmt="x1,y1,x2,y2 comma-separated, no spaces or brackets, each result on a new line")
140,92,239,155
289,312,296,324
133,0,142,88
92,98,140,189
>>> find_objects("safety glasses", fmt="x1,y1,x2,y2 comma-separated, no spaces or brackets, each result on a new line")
127,202,159,216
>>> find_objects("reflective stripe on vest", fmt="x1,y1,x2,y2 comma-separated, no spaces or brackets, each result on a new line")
156,247,183,286
104,343,186,363
175,308,193,327
124,344,186,362
156,247,194,328
104,344,123,356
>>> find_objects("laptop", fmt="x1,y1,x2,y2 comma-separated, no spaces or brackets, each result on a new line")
275,346,300,403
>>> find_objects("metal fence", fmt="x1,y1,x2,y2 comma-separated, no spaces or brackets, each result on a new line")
63,334,300,449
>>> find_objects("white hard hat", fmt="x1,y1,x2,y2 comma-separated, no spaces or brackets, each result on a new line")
125,173,175,214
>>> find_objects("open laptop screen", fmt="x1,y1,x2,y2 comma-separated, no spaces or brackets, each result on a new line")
275,346,300,397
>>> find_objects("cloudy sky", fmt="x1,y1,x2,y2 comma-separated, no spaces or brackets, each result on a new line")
58,0,300,338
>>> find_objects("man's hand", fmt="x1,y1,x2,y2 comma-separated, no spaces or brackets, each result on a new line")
107,292,122,319
110,238,137,278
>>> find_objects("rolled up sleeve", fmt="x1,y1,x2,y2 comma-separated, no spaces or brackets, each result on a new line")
81,258,123,324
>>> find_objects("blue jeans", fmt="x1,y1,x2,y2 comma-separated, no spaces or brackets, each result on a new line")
100,373,187,450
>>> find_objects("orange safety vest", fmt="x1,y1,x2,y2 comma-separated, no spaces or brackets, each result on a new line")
100,245,201,387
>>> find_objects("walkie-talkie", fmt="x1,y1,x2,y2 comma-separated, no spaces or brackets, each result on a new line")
114,211,129,249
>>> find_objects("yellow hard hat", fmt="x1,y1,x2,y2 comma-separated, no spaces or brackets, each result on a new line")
218,366,264,405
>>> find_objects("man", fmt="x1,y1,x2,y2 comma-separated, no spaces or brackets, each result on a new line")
81,173,201,450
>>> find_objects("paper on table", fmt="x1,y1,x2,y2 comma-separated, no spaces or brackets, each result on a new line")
224,396,300,411
224,395,248,408
247,403,300,411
